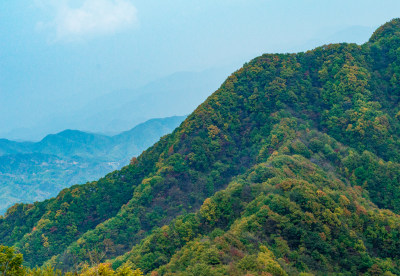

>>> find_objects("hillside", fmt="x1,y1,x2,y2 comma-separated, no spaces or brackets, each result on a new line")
0,116,185,214
1,19,400,275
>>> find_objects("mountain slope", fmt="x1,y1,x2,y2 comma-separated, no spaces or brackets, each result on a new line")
114,122,400,275
1,19,400,275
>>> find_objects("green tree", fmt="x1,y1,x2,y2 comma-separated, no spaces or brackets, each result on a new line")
0,245,24,276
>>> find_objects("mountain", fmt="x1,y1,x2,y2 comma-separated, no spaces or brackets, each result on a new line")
0,116,186,214
2,19,400,275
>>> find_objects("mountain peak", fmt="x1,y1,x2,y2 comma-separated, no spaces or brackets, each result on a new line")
369,18,400,43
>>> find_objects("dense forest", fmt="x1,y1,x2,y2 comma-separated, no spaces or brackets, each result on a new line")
1,19,400,275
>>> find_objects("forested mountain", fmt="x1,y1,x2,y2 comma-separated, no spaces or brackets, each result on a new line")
0,116,185,214
2,19,400,275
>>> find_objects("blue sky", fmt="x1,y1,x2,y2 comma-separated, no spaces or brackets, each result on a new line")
1,0,400,139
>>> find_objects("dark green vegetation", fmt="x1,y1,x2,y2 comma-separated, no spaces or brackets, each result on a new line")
0,116,185,214
1,19,400,275
0,244,143,275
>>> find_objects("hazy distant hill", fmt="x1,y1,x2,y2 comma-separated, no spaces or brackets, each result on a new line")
0,116,185,214
293,25,375,52
63,68,233,134
1,68,232,141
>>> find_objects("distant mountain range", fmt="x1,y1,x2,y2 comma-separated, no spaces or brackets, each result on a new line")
0,116,186,214
1,67,233,141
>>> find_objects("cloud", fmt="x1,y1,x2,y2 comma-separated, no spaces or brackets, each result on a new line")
37,0,137,42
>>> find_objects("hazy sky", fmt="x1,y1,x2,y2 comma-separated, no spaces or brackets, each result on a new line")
1,0,400,139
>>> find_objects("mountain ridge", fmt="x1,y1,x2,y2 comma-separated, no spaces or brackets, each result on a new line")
0,116,186,159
